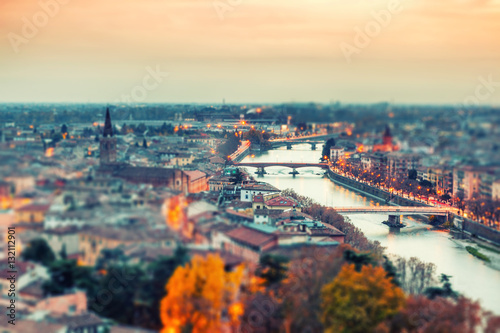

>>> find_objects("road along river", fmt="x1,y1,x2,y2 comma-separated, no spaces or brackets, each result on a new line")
241,144,500,314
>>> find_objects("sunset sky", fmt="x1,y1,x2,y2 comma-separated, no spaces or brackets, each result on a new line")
1,0,499,104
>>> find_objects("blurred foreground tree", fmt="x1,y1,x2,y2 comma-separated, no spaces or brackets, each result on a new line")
160,254,245,333
321,264,405,333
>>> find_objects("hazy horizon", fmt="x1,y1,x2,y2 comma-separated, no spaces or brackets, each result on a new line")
1,0,499,105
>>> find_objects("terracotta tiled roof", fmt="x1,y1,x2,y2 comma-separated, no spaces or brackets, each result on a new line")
265,196,299,207
225,226,276,249
19,279,45,299
184,170,207,181
253,195,264,203
16,203,51,212
0,319,65,333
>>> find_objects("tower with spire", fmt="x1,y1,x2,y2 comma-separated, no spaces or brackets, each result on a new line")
382,125,393,146
100,108,117,164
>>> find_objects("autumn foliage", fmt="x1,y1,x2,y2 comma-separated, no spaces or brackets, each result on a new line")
378,295,500,333
160,254,245,333
321,263,406,333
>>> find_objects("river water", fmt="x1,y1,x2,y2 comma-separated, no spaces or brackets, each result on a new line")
241,144,500,314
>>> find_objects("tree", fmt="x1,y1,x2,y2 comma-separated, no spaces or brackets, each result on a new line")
95,248,126,271
89,265,145,325
142,138,148,148
321,138,336,161
59,244,67,260
256,253,289,287
61,124,68,135
380,295,500,333
424,274,458,300
321,264,405,333
408,169,417,180
271,244,348,332
94,134,100,142
218,131,241,158
394,256,436,295
160,254,245,333
343,249,375,272
440,193,451,202
135,247,189,329
43,259,97,296
21,238,56,266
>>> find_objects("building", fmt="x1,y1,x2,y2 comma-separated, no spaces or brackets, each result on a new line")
453,166,500,199
330,146,345,161
169,153,195,166
493,179,500,200
361,153,387,172
387,152,421,179
14,203,51,225
417,165,454,195
78,226,176,266
99,108,117,165
373,125,397,152
208,171,236,191
240,183,280,202
252,193,301,212
184,170,209,193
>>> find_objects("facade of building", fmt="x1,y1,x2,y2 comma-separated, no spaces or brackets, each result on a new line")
184,170,209,193
240,183,280,202
387,152,421,179
330,146,345,161
453,166,500,199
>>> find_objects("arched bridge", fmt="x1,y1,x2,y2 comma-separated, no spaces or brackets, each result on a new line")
234,162,329,176
334,206,452,216
334,206,454,228
269,134,337,150
235,162,329,169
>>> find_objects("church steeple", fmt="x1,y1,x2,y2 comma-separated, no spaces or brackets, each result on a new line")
100,107,117,164
103,108,113,138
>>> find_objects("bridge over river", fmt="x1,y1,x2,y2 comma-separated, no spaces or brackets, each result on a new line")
234,162,329,175
334,206,454,227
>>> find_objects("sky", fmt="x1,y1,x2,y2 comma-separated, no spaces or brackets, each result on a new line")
0,0,499,105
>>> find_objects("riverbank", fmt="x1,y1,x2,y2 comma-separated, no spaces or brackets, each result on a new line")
239,147,500,314
326,169,500,246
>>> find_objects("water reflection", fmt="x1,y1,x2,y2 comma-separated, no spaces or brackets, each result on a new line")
241,144,500,314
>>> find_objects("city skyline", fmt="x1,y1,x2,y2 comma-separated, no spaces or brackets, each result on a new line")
1,0,499,105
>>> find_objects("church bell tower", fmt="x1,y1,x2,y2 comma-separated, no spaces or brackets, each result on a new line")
100,108,117,164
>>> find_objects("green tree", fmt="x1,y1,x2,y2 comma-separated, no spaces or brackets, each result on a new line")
321,138,336,161
256,253,289,287
22,238,56,266
43,259,97,296
424,274,459,300
135,246,189,329
343,249,375,272
89,265,144,325
59,244,67,260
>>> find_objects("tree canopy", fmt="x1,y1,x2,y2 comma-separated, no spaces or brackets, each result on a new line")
321,264,405,333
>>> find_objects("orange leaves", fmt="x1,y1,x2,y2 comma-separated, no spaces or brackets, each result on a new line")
321,263,405,333
164,195,186,231
160,254,245,333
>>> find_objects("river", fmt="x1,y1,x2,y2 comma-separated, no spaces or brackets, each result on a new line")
241,144,500,314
